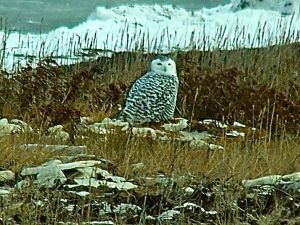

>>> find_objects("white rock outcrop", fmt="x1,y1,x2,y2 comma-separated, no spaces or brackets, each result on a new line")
0,118,32,137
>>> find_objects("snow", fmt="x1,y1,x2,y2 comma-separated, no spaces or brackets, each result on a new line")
0,1,300,72
231,0,296,15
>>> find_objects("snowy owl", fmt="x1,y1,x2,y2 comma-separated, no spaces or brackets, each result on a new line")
115,55,179,124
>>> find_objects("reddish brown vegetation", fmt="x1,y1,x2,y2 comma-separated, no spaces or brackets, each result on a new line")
178,58,300,134
0,47,299,135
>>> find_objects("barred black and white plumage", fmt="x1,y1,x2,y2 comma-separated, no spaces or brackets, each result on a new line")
115,55,179,124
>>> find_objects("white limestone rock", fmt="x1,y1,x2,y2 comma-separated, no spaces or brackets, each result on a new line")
87,124,108,134
113,203,142,215
243,175,282,187
242,172,300,188
48,125,69,141
21,158,137,191
208,143,224,150
161,118,188,132
158,209,180,221
0,188,11,197
98,118,129,130
199,119,228,128
226,130,245,137
132,127,164,139
233,121,246,128
174,202,200,211
184,187,195,195
0,170,15,182
0,118,22,137
21,160,67,188
10,119,33,132
87,117,130,134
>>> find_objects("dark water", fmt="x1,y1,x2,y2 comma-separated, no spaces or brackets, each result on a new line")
0,0,230,33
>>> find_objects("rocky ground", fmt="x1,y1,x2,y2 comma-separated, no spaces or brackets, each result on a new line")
0,116,299,224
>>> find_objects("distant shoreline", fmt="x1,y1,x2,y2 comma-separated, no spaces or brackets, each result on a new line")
0,0,229,33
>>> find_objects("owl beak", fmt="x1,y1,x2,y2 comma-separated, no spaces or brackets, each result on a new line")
163,65,167,72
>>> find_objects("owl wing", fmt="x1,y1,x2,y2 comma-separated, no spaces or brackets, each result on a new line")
120,71,176,122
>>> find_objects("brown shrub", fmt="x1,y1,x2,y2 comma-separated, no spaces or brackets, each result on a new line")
0,46,299,135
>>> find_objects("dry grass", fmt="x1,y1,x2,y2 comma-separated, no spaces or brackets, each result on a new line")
0,130,299,182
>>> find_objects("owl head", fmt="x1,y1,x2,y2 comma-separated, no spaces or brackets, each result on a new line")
150,55,177,76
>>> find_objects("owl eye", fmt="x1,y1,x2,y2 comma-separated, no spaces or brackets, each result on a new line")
168,63,171,66
157,62,162,66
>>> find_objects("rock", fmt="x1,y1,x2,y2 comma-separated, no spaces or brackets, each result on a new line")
179,131,213,142
178,131,223,150
48,125,70,141
37,164,67,188
161,118,188,132
101,180,138,191
64,204,75,212
174,202,200,211
243,175,282,187
282,172,300,181
243,172,300,189
58,160,103,170
94,118,129,130
69,166,136,190
132,127,163,139
145,215,156,221
0,118,32,137
184,187,195,195
0,169,15,182
21,160,67,188
208,143,224,150
205,210,218,216
21,158,138,191
199,119,228,128
281,172,300,190
0,188,11,197
94,202,113,215
226,130,245,137
233,121,246,128
0,118,22,137
88,124,108,134
73,178,101,188
158,209,180,221
10,119,33,132
85,117,246,151
113,203,142,215
87,118,130,134
68,191,90,197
